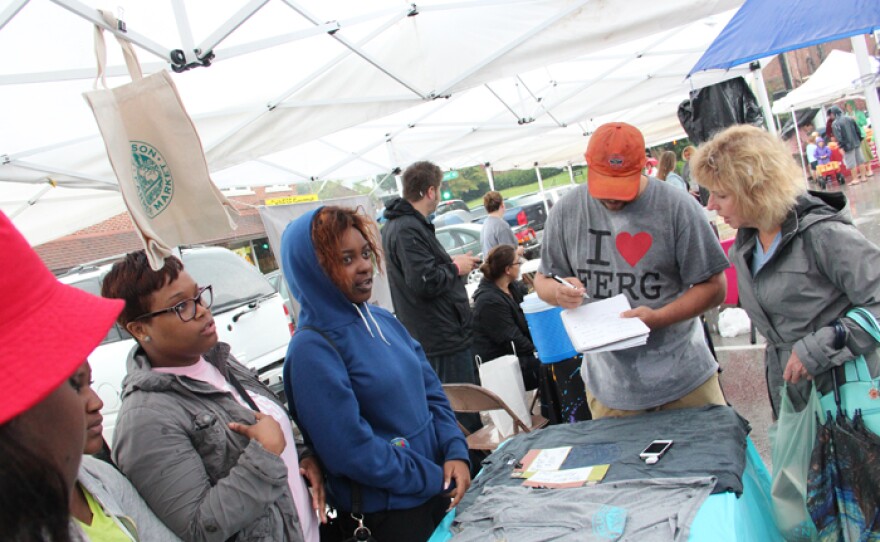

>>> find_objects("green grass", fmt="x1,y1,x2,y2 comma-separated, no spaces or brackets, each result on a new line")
464,171,586,208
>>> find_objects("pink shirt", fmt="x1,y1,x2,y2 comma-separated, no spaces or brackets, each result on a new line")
155,359,319,542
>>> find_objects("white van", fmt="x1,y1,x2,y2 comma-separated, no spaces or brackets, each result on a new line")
60,246,292,443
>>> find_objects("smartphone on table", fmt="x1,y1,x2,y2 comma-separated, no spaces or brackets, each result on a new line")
639,439,673,464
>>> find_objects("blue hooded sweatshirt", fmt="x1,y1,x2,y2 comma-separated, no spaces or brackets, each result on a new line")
280,207,469,514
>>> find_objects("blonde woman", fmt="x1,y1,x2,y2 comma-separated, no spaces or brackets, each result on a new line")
692,124,880,418
657,150,688,191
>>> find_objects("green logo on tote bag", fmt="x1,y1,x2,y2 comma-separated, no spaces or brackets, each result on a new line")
131,141,174,218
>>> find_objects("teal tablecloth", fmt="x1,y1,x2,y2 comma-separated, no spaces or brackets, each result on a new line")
429,437,780,541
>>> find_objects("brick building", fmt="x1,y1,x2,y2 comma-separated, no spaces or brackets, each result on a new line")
35,184,361,275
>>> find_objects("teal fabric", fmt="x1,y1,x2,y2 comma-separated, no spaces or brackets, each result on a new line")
430,438,779,541
690,439,781,541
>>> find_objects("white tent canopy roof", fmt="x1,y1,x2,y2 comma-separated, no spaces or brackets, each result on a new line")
1,0,745,245
771,49,880,114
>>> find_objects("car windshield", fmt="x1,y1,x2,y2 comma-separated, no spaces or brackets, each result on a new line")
509,193,547,206
184,251,275,313
469,206,487,220
67,276,130,344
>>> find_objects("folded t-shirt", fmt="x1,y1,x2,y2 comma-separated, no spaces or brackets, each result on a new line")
460,405,750,515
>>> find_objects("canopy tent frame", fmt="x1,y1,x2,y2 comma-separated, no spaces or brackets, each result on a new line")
1,0,752,245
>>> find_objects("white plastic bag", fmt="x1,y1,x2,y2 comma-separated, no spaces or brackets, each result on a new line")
718,307,752,338
476,355,531,437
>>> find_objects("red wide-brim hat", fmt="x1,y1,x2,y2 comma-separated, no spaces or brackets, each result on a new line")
0,211,123,425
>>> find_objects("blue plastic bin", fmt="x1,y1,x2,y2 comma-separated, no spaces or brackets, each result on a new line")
520,293,577,364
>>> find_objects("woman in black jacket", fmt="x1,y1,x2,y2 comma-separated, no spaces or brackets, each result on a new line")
471,245,540,390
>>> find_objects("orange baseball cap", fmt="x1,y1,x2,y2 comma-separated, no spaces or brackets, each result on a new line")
586,122,647,202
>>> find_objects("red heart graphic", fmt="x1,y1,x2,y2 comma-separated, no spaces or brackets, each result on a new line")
616,232,653,267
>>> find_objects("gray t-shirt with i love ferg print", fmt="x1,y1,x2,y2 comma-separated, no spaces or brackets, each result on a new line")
539,179,729,410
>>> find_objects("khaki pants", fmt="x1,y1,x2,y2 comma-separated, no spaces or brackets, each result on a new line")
586,373,726,419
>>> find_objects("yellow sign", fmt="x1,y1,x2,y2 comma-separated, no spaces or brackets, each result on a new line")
265,194,319,206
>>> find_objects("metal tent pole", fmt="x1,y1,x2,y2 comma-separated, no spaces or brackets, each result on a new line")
534,163,550,216
750,62,777,136
486,164,496,192
852,35,880,163
790,108,810,188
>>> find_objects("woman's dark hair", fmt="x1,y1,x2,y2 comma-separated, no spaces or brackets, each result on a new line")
402,161,442,202
0,424,73,542
101,250,183,328
479,244,517,281
312,206,383,291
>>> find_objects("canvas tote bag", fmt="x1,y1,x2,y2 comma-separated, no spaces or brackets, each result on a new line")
83,12,236,269
476,353,532,437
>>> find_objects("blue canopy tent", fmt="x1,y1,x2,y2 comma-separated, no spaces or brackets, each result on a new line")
688,0,880,177
689,0,880,74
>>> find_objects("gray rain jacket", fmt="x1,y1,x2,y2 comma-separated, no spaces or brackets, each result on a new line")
730,190,880,416
112,343,307,542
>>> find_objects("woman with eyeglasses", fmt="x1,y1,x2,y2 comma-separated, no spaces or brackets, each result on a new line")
472,244,540,390
101,250,324,542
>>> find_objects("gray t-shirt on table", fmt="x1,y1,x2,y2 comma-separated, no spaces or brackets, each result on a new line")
481,215,518,257
539,180,729,410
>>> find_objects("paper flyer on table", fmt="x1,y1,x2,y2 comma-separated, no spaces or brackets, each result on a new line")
521,465,610,488
560,294,650,353
512,446,572,478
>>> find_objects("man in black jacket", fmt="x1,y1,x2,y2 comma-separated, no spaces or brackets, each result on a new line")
829,105,869,184
382,161,482,388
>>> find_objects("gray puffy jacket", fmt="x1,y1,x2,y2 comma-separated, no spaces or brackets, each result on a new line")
112,343,308,542
730,191,880,416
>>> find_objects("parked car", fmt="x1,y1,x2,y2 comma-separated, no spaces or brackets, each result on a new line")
505,192,553,231
436,222,540,260
435,199,470,217
546,184,578,204
432,209,471,227
469,204,488,224
435,223,483,257
60,246,293,442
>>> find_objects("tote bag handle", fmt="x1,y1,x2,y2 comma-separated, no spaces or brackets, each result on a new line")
93,10,143,87
845,307,880,380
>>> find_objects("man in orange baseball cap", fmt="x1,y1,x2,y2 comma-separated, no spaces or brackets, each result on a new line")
533,122,729,419
584,122,649,209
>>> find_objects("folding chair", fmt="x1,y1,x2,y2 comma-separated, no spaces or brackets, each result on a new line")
443,383,549,452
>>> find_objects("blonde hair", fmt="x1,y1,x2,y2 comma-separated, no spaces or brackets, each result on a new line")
682,145,697,160
657,151,677,181
691,125,804,231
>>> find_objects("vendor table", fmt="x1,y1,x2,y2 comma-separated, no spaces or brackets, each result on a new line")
430,406,780,541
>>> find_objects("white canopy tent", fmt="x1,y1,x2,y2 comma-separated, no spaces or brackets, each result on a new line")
1,0,746,245
772,49,880,114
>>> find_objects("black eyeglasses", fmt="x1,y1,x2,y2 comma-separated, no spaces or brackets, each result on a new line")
134,285,213,322
511,259,525,266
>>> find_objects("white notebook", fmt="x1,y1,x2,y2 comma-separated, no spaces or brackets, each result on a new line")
560,294,650,353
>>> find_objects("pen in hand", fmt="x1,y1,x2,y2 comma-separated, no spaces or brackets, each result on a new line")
547,273,590,299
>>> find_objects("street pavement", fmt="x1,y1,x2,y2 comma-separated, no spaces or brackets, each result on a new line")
712,177,880,469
